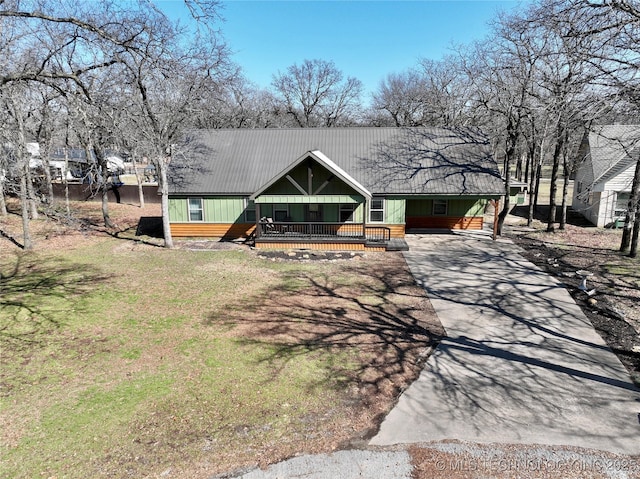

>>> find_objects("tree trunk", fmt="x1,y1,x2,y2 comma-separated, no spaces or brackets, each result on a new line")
527,152,538,227
64,147,71,217
559,158,570,230
93,146,116,228
101,181,113,228
40,145,55,205
25,157,39,220
620,158,640,252
20,164,33,250
630,205,640,258
131,155,145,208
158,157,174,248
547,136,563,232
0,178,7,216
12,97,34,247
534,161,542,215
497,175,510,235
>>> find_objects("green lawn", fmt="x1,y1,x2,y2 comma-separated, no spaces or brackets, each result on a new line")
1,223,439,478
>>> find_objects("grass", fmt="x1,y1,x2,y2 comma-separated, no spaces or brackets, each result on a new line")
0,202,442,478
0,243,346,477
0,246,337,477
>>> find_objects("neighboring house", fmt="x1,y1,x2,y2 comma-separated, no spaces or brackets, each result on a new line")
508,179,528,211
26,144,126,181
168,127,505,251
572,125,640,227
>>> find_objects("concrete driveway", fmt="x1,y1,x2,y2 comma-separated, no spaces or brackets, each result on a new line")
370,233,640,455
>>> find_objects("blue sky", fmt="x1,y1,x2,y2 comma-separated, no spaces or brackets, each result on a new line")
162,0,526,99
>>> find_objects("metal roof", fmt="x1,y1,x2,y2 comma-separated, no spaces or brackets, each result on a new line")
169,127,505,197
586,125,640,185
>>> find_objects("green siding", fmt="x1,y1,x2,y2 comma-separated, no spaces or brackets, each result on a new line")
169,196,250,223
384,198,406,224
206,197,245,222
169,198,188,222
170,195,487,225
405,198,485,217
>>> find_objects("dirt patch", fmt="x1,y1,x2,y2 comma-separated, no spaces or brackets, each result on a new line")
0,200,162,251
213,251,445,449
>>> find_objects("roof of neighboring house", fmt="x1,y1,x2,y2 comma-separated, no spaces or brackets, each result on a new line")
169,127,505,197
585,125,640,185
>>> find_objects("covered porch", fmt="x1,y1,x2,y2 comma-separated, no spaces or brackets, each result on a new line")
253,199,395,249
256,219,391,242
250,150,402,250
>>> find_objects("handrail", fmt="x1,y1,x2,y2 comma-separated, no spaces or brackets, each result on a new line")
364,226,391,242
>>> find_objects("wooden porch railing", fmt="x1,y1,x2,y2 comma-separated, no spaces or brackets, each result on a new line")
256,221,392,242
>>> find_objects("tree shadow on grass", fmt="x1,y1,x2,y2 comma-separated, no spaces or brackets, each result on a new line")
0,252,110,351
205,254,445,409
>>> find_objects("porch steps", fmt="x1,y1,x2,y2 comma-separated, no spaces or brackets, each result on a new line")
384,238,409,252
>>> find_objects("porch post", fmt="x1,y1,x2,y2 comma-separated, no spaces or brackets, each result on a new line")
362,198,367,239
491,198,499,241
255,202,261,238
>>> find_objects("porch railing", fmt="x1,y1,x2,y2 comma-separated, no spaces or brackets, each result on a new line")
364,226,391,242
256,221,391,243
257,221,365,239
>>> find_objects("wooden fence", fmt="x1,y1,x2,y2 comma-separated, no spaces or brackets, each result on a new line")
51,183,161,204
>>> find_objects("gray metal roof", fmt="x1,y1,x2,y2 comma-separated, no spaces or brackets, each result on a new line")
169,127,504,197
586,125,640,185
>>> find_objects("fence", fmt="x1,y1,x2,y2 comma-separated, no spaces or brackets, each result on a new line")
51,183,161,204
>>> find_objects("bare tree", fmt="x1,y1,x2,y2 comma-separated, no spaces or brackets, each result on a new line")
460,12,540,235
622,157,640,256
418,58,472,127
371,69,428,126
578,0,640,256
0,0,234,246
271,59,364,127
117,10,233,248
1,85,36,249
192,74,285,129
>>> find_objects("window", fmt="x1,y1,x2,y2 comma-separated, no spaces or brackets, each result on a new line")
245,198,256,222
274,205,289,222
369,197,385,223
340,204,356,223
433,199,448,216
615,192,630,217
188,198,204,221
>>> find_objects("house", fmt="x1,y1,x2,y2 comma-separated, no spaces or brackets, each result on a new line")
572,125,640,227
168,127,505,251
26,144,126,181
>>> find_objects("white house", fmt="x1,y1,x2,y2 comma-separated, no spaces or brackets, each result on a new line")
26,143,125,181
572,125,639,227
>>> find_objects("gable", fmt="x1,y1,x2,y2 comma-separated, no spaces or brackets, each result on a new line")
586,125,640,186
250,150,371,202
